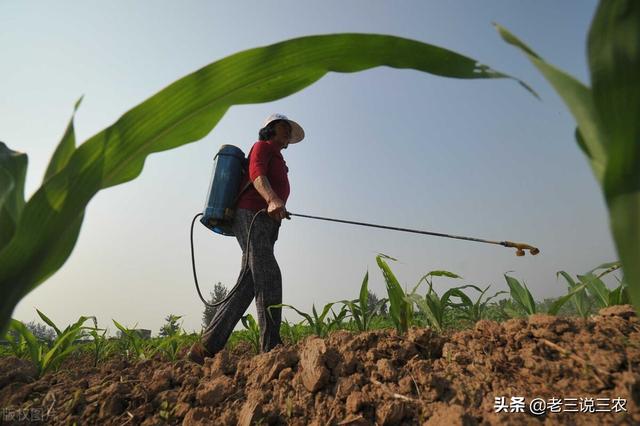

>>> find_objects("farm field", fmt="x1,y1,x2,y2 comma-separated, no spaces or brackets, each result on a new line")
2,2,638,425
1,304,638,425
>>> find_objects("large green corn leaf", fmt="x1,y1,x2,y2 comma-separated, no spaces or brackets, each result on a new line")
0,143,28,251
43,97,83,184
588,1,640,312
495,24,607,183
0,33,533,335
498,2,640,313
0,167,14,236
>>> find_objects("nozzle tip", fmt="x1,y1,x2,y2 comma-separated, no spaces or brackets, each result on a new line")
530,247,540,255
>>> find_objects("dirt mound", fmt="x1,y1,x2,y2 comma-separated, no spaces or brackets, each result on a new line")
1,306,639,425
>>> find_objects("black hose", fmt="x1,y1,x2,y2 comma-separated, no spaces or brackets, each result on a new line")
190,209,266,308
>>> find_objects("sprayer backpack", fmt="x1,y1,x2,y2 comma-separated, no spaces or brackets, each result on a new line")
200,144,252,236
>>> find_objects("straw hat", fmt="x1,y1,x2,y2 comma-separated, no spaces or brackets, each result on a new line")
262,113,305,144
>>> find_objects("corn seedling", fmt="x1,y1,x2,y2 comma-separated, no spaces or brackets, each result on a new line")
86,317,108,367
406,270,471,332
280,318,306,345
328,306,349,331
340,271,388,332
376,254,413,334
557,271,592,318
503,274,537,316
578,267,630,310
4,326,28,358
36,309,95,352
157,335,184,362
240,314,261,354
270,302,344,337
7,315,91,377
505,274,586,317
448,285,509,323
112,320,155,360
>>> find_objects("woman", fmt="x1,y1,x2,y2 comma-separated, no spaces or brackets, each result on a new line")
188,113,305,365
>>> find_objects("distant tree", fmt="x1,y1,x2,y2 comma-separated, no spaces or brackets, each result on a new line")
202,282,229,329
159,314,183,337
367,291,388,316
26,321,56,342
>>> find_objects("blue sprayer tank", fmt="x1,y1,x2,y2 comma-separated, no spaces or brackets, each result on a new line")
200,144,246,236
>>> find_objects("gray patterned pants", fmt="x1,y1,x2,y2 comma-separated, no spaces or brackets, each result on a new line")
201,208,283,354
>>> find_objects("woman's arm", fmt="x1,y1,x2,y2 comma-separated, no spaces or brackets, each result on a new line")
253,175,286,220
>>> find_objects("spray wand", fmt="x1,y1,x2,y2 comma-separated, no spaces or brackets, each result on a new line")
286,212,540,257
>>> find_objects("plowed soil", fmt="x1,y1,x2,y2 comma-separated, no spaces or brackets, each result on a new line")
1,305,639,425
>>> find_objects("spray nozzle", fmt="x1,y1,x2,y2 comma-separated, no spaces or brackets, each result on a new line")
503,241,540,257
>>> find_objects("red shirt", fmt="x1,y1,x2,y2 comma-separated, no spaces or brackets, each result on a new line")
236,140,290,211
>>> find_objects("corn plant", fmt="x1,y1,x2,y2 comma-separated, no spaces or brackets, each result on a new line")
503,274,537,317
0,31,534,336
577,262,630,310
85,317,108,367
405,270,474,332
340,271,387,332
280,318,306,345
497,2,640,311
240,314,261,354
157,336,184,362
4,325,28,358
6,315,91,377
156,322,190,362
557,271,593,318
36,309,94,351
448,285,509,323
376,254,413,334
329,306,349,330
504,274,586,317
270,302,346,337
112,320,154,360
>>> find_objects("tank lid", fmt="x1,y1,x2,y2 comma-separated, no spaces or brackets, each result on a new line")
216,144,245,159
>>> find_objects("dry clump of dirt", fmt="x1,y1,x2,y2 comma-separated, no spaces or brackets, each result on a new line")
1,305,639,425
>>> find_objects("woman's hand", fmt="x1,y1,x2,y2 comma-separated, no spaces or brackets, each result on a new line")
267,197,287,221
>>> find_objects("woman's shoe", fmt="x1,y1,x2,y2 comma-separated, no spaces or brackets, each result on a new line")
187,342,212,365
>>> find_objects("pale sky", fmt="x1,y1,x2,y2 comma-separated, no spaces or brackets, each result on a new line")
2,1,613,336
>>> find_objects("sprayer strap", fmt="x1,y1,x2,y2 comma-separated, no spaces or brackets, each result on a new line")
233,180,253,205
232,147,255,207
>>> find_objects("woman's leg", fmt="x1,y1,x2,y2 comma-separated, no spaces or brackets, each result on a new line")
247,214,283,352
200,210,255,355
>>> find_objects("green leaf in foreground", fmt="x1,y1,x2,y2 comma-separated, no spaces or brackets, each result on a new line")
588,1,640,315
0,143,28,251
0,33,536,335
496,1,640,313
